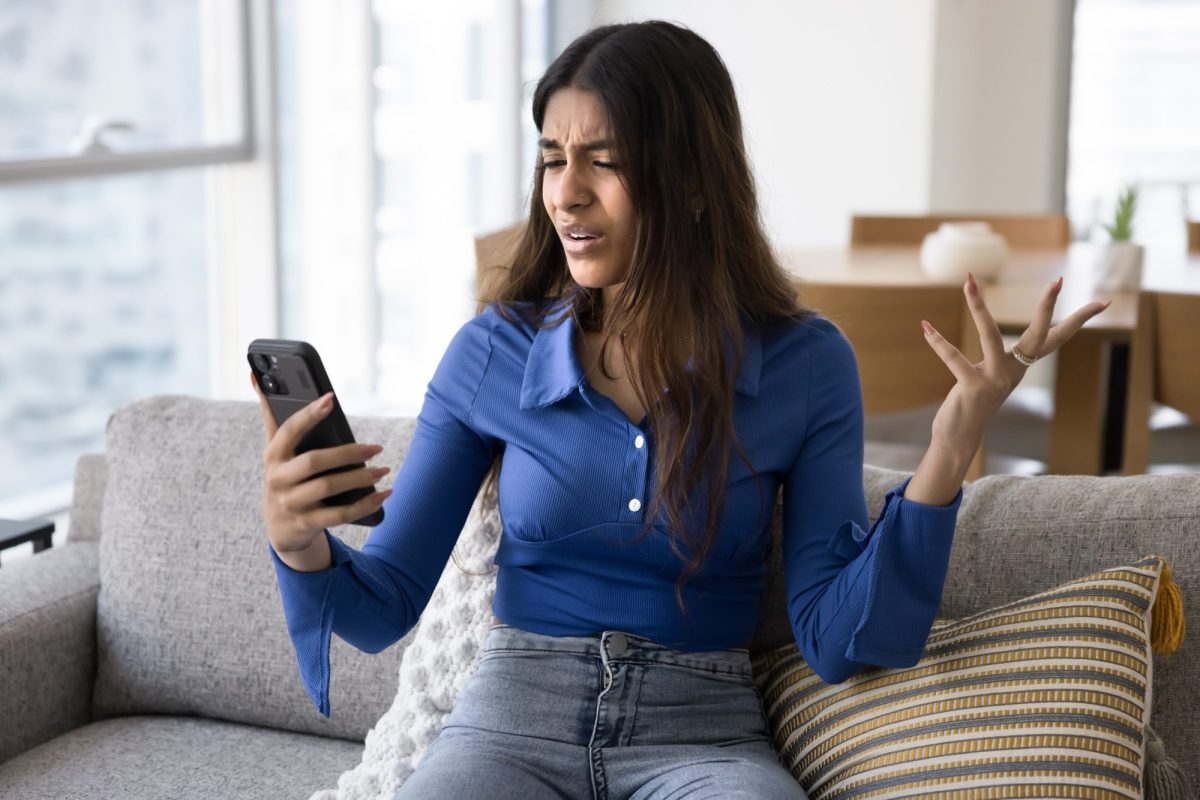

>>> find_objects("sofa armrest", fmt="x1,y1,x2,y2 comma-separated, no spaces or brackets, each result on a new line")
0,542,100,764
66,452,106,544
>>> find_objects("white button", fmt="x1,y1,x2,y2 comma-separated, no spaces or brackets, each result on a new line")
628,498,642,512
634,435,645,449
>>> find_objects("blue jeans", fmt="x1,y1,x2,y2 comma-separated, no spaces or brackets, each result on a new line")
394,623,807,800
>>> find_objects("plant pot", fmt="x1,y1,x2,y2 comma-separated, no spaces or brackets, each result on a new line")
1092,241,1144,291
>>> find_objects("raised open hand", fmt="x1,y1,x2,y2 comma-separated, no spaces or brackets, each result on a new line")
919,271,1112,457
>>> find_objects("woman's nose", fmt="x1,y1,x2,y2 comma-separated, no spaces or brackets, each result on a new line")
553,162,591,209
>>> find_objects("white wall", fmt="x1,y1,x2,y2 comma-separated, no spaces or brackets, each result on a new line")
929,0,1073,213
578,0,1072,245
589,0,939,247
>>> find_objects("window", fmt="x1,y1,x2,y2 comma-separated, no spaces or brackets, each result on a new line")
274,0,549,418
1067,0,1200,243
0,171,210,502
0,0,252,511
0,0,547,517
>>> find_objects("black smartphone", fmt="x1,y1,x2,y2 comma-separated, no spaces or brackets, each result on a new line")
247,338,384,527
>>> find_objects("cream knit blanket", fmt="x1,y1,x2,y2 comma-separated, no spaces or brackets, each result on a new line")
309,494,502,800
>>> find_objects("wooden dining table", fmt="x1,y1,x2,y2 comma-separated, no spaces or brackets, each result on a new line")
780,242,1200,475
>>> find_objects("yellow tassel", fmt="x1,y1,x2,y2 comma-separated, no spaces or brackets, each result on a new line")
1150,558,1186,655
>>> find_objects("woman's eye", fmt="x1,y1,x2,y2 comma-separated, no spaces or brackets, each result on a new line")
541,160,617,170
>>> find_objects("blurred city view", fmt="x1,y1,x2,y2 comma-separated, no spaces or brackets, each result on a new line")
0,2,211,503
0,174,209,502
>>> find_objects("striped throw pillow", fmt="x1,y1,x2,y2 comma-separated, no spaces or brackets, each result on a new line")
752,555,1184,800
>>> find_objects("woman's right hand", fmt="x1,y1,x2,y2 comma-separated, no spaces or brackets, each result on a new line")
254,371,392,553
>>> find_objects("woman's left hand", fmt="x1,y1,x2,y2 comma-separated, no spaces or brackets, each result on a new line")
921,271,1112,460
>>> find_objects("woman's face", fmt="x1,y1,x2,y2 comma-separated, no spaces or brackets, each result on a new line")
540,87,636,298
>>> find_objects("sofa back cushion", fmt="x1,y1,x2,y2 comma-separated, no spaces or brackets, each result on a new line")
93,394,415,741
939,471,1199,790
752,467,1200,791
755,556,1172,799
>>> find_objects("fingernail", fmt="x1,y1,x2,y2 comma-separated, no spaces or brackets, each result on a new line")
319,392,333,410
362,444,383,458
921,320,934,336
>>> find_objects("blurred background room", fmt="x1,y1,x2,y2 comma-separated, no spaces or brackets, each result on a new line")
2,0,1198,561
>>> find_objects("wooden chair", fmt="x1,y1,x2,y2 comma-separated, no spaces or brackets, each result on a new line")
850,213,1075,473
1121,290,1200,475
473,223,524,313
794,280,997,481
850,213,1071,248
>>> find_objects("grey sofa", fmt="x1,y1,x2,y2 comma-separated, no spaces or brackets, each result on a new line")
0,394,1196,799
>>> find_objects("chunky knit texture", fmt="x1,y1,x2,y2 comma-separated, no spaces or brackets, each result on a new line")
308,491,502,800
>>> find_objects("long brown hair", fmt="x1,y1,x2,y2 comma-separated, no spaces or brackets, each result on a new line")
463,21,814,624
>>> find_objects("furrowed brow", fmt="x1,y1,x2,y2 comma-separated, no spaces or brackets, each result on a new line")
538,138,613,152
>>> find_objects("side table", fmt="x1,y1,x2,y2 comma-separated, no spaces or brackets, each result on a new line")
0,517,56,567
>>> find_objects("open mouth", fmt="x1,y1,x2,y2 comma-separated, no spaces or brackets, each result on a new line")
562,232,603,254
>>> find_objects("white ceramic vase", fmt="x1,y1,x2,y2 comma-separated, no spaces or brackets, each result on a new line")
1092,241,1144,291
919,222,1009,282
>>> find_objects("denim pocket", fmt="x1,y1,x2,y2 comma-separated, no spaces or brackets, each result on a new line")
662,660,756,689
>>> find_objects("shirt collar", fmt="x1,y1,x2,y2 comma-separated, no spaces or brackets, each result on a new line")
519,301,762,410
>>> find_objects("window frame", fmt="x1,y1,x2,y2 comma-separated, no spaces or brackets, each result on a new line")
0,0,254,186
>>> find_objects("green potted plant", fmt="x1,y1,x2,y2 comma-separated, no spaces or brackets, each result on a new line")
1093,185,1143,290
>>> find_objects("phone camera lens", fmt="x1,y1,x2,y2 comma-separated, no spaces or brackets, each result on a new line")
251,353,271,372
260,374,278,394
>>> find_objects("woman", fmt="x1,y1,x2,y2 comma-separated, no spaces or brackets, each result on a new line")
257,21,1109,800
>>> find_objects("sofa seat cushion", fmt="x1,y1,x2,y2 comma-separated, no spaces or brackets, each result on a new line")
0,715,363,800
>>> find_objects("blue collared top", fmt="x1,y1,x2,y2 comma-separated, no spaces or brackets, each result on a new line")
269,299,962,717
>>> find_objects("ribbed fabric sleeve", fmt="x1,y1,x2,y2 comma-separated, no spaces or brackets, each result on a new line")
782,320,961,684
268,313,500,717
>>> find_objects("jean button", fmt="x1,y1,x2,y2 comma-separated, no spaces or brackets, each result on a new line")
608,632,627,657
